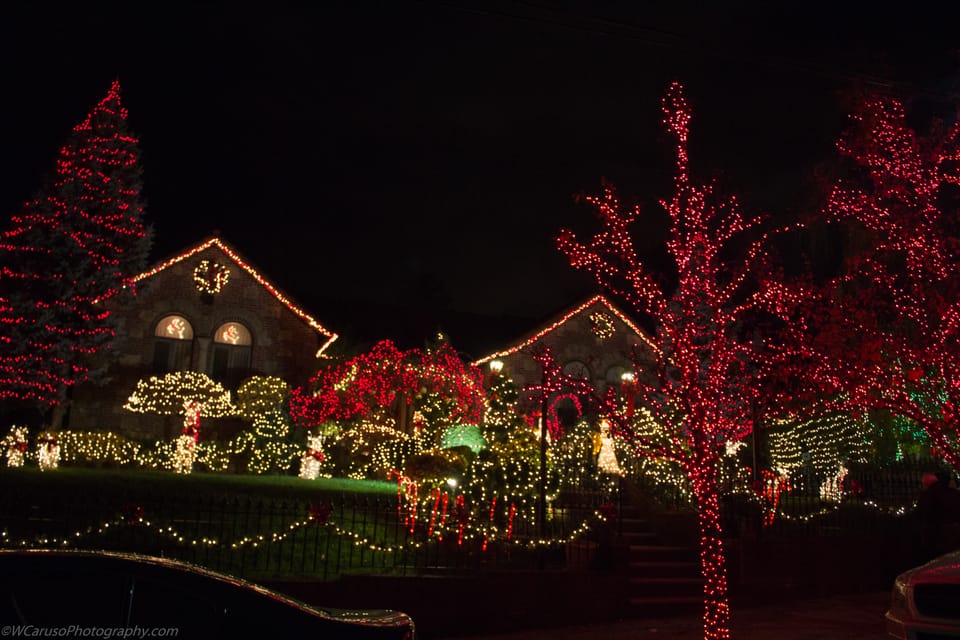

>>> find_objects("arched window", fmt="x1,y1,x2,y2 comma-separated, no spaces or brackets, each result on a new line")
563,360,591,381
152,315,193,372
210,321,253,385
214,322,251,346
605,365,626,385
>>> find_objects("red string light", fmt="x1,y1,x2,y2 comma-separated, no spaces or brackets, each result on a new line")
472,294,658,366
550,82,792,640
0,80,149,406
773,92,960,470
290,339,486,430
131,237,339,356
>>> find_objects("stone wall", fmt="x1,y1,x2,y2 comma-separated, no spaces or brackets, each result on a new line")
69,243,327,440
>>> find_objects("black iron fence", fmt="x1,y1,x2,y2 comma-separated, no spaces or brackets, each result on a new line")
632,455,949,542
0,489,612,581
1,456,948,580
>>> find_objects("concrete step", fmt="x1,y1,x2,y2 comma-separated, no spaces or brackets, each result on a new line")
629,559,701,578
618,516,652,530
627,544,699,563
628,576,703,597
618,530,658,544
625,595,703,618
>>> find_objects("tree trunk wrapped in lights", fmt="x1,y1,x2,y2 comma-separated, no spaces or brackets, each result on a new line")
554,83,797,640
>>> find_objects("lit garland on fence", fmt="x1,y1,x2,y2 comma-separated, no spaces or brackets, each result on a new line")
130,237,339,356
0,501,611,554
4,487,918,557
0,491,919,554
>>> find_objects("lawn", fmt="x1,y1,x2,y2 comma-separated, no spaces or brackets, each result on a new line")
0,466,397,500
0,468,413,580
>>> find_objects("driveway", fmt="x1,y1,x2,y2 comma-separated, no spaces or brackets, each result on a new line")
437,590,890,640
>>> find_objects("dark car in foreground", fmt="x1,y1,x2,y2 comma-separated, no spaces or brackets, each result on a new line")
0,549,415,639
886,549,960,639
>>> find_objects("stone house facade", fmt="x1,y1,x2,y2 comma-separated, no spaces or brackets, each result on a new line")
68,236,338,440
472,294,656,402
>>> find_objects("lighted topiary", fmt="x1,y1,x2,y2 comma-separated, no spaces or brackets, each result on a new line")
124,371,235,473
290,339,488,475
440,424,486,454
231,376,300,474
36,432,60,471
125,372,235,418
3,425,29,467
57,430,143,467
404,448,471,487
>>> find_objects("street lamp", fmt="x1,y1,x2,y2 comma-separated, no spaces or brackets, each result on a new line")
621,371,636,419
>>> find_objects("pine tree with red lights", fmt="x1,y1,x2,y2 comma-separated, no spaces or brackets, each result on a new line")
555,83,796,640
799,93,960,468
0,81,152,421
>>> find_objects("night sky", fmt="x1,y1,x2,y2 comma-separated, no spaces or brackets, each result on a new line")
0,2,957,357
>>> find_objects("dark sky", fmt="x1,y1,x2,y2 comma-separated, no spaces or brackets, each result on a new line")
0,2,957,356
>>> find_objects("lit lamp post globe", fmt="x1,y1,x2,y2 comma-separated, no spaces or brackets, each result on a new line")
620,371,636,418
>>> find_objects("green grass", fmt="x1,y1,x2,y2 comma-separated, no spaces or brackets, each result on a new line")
0,467,413,580
0,466,397,501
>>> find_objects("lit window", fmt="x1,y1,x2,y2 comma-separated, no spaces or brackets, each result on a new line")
210,322,253,386
214,322,251,346
155,315,194,340
563,360,591,380
152,315,193,372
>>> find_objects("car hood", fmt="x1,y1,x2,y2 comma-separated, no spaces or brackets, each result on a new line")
0,549,414,628
898,550,960,586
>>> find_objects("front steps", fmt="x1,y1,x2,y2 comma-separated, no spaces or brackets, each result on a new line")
617,504,703,618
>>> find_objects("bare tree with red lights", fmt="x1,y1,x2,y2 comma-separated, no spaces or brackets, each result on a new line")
0,81,152,422
555,83,793,640
801,93,960,468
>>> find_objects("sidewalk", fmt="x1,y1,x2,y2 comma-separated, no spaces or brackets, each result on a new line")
436,590,890,640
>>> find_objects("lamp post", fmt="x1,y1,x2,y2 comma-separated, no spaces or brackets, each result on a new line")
621,371,636,419
538,381,548,540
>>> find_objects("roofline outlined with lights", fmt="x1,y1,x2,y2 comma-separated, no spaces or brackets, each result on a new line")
131,236,339,357
471,294,658,366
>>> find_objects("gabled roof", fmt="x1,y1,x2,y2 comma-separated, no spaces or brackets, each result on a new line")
131,236,339,356
471,294,658,366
